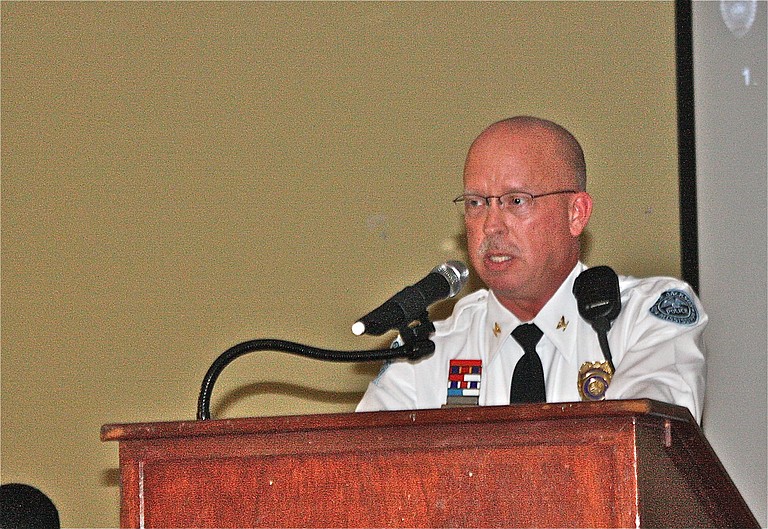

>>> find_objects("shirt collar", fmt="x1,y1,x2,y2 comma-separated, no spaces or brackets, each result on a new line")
531,262,584,363
485,262,585,363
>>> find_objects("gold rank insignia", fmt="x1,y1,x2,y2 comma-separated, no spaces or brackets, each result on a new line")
492,322,501,337
578,361,614,401
556,316,568,331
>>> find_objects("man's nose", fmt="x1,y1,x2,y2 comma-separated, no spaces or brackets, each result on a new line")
482,200,507,234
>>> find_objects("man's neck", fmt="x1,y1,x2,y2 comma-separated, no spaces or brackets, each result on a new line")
496,295,550,322
494,261,580,322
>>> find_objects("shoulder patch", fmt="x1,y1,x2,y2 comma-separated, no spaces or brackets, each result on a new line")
372,360,392,385
650,289,699,325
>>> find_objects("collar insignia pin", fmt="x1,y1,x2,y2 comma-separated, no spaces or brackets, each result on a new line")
492,322,501,337
556,316,568,331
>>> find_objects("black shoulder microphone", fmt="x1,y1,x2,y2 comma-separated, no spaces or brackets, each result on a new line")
573,265,622,372
573,265,621,330
352,261,469,336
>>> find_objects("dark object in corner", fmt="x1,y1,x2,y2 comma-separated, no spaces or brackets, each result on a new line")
0,483,60,529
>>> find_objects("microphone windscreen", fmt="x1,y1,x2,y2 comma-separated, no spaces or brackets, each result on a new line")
431,260,470,298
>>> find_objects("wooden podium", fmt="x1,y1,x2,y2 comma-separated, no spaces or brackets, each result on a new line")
101,400,758,528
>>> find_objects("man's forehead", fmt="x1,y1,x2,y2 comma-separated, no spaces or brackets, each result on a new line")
464,154,530,186
464,141,566,187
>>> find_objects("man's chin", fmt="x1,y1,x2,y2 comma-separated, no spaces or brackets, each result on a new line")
478,272,525,296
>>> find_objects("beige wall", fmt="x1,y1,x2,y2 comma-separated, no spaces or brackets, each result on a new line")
1,2,680,526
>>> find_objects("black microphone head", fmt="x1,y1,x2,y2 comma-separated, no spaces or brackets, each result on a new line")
351,261,470,336
430,260,470,298
573,265,621,325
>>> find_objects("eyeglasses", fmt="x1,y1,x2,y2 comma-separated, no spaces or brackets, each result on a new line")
453,189,579,218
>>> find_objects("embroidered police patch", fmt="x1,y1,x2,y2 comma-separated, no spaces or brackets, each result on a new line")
372,360,392,385
650,289,698,325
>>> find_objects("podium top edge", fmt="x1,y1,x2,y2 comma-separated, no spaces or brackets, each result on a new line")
101,399,694,443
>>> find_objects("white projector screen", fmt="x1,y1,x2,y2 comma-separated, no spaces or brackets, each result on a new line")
691,0,767,524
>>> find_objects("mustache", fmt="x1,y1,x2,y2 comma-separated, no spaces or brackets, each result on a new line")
477,236,519,257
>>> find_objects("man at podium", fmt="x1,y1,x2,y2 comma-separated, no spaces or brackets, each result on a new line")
357,116,707,422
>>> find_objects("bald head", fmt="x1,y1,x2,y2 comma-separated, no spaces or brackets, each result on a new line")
468,116,587,191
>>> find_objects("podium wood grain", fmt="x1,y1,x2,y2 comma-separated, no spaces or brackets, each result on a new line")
102,400,758,528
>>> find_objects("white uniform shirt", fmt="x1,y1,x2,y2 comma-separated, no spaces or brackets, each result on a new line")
356,262,707,422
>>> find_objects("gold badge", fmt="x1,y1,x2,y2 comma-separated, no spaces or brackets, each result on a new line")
578,361,614,401
492,322,501,337
556,316,568,331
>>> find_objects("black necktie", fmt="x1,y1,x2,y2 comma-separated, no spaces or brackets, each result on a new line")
510,323,546,403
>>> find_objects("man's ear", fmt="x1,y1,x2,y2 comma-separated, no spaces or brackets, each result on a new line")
569,192,593,237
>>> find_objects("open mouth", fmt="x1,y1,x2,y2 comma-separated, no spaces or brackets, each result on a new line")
487,254,512,264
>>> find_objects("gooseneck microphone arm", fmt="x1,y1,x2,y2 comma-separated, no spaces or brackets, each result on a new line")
196,317,435,421
198,261,469,421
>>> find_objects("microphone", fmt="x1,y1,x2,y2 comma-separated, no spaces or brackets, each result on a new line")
573,265,621,330
352,261,469,336
573,265,622,372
